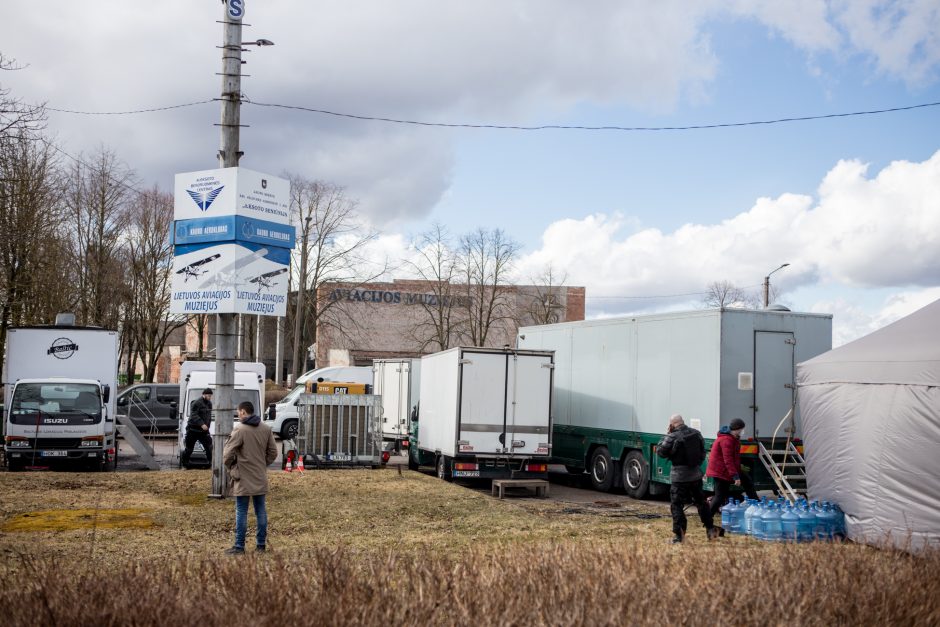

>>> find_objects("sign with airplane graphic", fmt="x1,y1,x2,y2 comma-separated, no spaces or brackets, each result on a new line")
170,242,289,316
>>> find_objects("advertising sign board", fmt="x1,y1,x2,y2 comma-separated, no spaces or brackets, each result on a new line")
174,167,290,226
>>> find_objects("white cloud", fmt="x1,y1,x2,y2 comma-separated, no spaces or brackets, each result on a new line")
810,287,940,346
516,150,940,325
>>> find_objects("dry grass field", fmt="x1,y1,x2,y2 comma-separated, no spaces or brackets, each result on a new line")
1,468,937,626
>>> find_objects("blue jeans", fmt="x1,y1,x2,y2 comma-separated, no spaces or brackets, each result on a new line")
234,494,267,549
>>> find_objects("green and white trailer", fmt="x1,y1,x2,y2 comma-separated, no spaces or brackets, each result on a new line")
517,308,832,497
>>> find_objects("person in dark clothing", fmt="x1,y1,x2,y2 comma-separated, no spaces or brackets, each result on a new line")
657,413,716,543
181,388,213,468
707,418,759,532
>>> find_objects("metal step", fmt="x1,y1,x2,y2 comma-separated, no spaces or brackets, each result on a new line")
115,417,161,470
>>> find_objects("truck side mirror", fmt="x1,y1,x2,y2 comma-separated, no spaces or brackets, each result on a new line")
102,385,111,404
117,396,128,406
169,402,177,422
267,403,276,421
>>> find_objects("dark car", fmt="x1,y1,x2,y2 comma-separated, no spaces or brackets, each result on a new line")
116,384,180,432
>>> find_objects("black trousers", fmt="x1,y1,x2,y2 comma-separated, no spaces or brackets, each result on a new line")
709,472,759,521
670,480,713,537
181,430,213,467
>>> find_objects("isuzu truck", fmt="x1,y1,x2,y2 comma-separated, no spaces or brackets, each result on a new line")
408,347,554,481
3,317,119,471
518,308,832,497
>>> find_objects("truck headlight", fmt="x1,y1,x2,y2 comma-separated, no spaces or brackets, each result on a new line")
5,439,29,448
80,437,103,447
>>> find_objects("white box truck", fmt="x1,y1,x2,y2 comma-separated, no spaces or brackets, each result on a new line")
177,361,266,467
408,347,554,481
3,320,119,471
518,308,832,497
373,358,420,451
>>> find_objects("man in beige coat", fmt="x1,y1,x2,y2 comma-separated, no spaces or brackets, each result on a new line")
223,401,278,554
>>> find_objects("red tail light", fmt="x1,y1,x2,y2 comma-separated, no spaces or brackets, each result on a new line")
525,463,548,472
454,462,478,471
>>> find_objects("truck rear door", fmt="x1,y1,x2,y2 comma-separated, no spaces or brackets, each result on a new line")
458,351,509,454
506,353,553,457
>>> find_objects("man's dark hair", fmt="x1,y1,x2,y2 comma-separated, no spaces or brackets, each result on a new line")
238,401,255,415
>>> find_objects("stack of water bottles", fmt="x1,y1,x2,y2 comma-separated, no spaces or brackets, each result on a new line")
719,496,846,542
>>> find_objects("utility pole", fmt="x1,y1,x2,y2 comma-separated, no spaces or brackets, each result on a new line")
210,0,245,498
291,216,313,382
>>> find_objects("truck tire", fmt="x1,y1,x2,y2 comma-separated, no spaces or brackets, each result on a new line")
622,450,650,499
281,419,299,441
407,451,420,471
589,447,614,492
7,459,24,472
436,455,452,482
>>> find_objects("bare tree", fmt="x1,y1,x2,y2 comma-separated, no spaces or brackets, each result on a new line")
0,132,65,378
187,314,210,359
125,187,186,382
404,224,466,352
458,228,520,347
703,280,757,309
0,54,46,138
286,177,384,381
62,146,134,329
526,263,568,325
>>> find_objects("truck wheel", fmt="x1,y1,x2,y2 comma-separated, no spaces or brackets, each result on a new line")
622,450,649,499
589,447,614,492
8,460,24,472
407,451,420,471
436,455,452,482
282,420,299,441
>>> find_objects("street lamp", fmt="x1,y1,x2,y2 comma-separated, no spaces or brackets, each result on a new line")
241,39,275,47
762,263,790,308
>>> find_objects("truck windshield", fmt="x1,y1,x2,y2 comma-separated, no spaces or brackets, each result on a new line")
10,383,102,425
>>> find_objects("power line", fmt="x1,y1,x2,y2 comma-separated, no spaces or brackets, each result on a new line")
39,97,940,131
245,99,940,131
46,100,216,115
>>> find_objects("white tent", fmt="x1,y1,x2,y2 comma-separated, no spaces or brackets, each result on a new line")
796,298,940,552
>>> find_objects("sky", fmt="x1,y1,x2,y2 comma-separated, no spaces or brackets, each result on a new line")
3,0,940,346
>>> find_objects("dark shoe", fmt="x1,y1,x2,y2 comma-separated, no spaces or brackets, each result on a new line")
224,547,245,555
256,545,266,552
718,527,726,537
707,527,720,541
671,535,683,544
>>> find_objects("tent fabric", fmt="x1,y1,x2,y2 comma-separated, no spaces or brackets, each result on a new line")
797,298,940,553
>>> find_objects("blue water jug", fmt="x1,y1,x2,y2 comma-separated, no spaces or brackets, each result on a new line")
744,499,761,536
831,503,846,540
731,499,746,534
752,500,766,539
762,503,783,542
818,503,839,541
797,504,815,542
780,502,799,543
811,502,827,540
721,498,736,531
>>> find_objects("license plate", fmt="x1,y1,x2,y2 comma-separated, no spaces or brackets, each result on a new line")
41,450,68,457
453,470,480,478
329,453,351,462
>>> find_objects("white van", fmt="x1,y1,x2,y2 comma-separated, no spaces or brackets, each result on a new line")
263,366,372,439
177,361,265,468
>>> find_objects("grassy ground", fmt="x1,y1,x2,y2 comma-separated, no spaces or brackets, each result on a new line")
1,469,937,625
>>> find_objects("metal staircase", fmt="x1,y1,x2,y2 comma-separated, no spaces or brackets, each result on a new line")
757,440,807,502
115,415,161,470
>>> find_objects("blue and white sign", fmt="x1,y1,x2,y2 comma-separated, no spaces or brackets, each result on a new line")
170,242,289,316
174,167,290,225
174,215,296,248
227,0,245,21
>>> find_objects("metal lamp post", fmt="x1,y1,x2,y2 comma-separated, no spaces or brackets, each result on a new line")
762,263,790,308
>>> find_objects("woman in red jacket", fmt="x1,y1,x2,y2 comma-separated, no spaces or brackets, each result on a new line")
707,418,759,530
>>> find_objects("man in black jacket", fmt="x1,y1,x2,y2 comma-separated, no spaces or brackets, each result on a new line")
181,388,213,468
657,413,716,543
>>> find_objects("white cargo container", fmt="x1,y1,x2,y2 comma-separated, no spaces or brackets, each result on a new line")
409,347,554,481
3,323,119,471
518,308,832,497
372,358,421,449
177,361,266,467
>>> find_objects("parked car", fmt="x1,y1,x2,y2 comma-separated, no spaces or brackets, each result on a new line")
116,383,180,431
